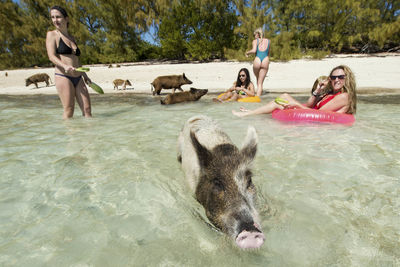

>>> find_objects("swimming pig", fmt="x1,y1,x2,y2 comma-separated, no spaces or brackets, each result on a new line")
25,73,52,88
177,115,265,249
113,79,132,90
160,88,208,105
151,73,193,95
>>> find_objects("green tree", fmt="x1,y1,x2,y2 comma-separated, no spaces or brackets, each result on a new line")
157,0,238,60
0,0,26,69
233,0,273,54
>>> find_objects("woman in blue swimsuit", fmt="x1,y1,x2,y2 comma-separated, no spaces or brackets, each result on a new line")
46,6,92,119
245,28,270,96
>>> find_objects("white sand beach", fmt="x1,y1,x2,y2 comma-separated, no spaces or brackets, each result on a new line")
1,53,399,95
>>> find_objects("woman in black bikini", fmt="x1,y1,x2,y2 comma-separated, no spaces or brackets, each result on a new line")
46,6,92,119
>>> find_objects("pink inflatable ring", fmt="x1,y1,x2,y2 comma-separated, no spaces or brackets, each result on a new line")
271,109,355,125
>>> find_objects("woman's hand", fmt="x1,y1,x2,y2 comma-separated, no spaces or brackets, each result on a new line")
83,75,92,85
282,99,301,109
314,79,329,96
235,88,243,94
64,65,75,74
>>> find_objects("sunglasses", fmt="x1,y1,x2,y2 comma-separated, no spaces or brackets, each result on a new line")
330,75,345,80
239,74,246,77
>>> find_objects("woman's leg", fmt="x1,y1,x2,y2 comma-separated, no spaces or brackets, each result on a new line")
55,75,75,119
231,93,305,117
279,93,304,107
230,92,239,101
232,99,281,117
214,91,233,102
253,58,261,90
75,79,92,118
256,58,270,96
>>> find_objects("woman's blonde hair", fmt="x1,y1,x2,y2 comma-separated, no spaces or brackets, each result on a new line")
253,28,263,38
327,65,357,114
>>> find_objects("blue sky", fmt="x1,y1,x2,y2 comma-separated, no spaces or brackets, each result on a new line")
141,25,158,45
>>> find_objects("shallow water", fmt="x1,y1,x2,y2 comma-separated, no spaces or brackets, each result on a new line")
0,94,399,266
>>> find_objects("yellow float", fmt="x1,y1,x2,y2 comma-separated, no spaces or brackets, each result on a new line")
217,93,261,103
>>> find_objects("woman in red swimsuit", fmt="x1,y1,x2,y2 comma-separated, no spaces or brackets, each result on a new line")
232,65,357,117
46,6,92,119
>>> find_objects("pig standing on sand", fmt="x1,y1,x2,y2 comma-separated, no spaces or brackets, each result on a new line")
177,115,265,249
25,73,52,88
151,73,192,95
160,88,208,105
113,79,132,90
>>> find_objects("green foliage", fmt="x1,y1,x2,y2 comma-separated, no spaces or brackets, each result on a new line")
224,48,252,62
0,0,25,69
306,49,331,60
158,0,238,60
1,0,399,69
270,31,302,61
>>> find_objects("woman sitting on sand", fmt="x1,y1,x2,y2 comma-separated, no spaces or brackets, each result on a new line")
214,68,255,102
232,65,357,117
46,6,92,119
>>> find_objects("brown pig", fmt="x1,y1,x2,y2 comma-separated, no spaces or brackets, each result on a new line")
113,79,132,90
151,73,193,95
25,73,52,88
160,88,208,105
177,115,265,249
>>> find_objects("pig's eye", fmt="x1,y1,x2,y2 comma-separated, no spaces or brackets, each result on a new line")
212,179,224,192
246,178,253,189
245,170,253,189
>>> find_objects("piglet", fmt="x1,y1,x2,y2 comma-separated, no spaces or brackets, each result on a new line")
177,115,265,249
113,79,132,90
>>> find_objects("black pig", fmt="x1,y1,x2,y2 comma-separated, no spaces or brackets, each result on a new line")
177,115,265,249
151,73,193,95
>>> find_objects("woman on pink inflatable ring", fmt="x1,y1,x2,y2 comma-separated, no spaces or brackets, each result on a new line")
232,65,357,118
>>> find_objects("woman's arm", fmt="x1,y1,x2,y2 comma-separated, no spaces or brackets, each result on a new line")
240,82,255,97
226,82,236,93
304,94,321,108
245,39,257,56
318,93,349,113
82,72,91,84
45,31,74,73
305,79,328,107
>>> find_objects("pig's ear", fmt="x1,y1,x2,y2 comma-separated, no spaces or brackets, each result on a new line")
190,130,212,167
240,126,258,162
183,73,186,78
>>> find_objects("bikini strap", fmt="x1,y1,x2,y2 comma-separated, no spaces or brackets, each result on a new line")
57,30,77,45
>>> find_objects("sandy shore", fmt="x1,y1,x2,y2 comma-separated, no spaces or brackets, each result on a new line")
1,54,399,95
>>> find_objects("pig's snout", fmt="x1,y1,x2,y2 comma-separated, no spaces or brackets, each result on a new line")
236,230,265,249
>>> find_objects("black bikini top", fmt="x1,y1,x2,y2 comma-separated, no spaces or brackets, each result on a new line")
56,37,81,56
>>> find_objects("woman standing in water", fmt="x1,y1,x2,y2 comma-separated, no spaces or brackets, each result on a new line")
245,28,270,96
46,6,92,119
232,65,357,117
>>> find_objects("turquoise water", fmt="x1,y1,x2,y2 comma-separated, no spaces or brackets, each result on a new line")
1,94,399,266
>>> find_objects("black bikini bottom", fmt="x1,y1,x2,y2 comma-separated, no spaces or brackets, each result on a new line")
55,73,82,88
